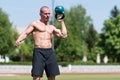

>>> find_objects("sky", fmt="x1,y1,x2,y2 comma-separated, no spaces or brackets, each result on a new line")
0,0,120,33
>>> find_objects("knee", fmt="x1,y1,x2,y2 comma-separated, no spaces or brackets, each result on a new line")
33,76,40,80
48,76,55,80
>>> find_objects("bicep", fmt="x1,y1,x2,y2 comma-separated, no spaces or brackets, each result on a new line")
53,28,62,37
24,25,34,35
53,26,67,38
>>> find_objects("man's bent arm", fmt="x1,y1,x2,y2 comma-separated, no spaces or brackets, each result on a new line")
60,20,67,38
54,20,67,38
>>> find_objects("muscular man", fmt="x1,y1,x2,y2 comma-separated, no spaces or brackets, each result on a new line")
14,6,67,80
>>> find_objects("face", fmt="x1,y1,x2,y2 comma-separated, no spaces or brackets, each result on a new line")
40,7,50,22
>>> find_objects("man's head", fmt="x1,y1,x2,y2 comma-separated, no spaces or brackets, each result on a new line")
40,6,50,22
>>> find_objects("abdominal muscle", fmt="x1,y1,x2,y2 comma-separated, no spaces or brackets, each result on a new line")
32,31,53,48
34,40,52,48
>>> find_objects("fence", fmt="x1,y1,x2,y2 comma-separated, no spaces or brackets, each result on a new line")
0,65,120,74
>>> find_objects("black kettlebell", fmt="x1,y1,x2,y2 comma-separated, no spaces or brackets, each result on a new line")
55,6,65,19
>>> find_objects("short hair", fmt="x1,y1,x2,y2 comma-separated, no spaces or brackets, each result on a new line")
40,6,49,13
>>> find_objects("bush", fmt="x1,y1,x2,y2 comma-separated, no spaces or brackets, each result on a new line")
0,61,32,65
58,60,120,66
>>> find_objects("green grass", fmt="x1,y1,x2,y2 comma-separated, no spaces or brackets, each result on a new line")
0,74,120,80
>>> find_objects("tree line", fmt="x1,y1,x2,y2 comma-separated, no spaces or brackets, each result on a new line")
0,5,120,64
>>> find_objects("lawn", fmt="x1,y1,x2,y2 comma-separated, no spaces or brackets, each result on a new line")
0,74,120,80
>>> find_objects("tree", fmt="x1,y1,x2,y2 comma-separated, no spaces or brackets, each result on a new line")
54,5,92,62
84,24,99,52
19,34,34,61
101,6,120,62
111,6,120,18
0,8,16,58
9,33,34,61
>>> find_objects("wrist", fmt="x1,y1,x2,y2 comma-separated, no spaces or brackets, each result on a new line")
16,40,21,43
59,20,64,24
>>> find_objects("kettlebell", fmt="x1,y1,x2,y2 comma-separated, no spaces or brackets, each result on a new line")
55,6,65,19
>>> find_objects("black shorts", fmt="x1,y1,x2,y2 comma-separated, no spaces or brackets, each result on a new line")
31,48,60,77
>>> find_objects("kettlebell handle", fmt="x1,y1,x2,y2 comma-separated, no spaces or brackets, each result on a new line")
55,13,65,19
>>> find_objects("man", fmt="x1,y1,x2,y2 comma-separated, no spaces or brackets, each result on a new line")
14,6,67,80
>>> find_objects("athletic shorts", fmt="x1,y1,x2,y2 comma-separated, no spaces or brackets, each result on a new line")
31,48,60,77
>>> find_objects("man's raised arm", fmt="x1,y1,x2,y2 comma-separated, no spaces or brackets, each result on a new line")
53,20,67,38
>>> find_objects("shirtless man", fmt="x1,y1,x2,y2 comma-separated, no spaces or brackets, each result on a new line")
14,6,67,80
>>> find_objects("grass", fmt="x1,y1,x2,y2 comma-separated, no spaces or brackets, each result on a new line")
0,74,120,80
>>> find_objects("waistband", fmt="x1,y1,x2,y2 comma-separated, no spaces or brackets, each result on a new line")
34,48,53,51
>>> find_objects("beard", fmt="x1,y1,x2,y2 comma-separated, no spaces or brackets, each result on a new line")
45,17,49,22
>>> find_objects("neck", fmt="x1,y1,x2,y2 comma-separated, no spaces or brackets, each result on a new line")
40,19,48,25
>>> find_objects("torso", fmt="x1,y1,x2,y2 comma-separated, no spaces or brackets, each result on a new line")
32,20,54,48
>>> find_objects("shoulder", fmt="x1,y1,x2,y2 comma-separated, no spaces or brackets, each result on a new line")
28,20,40,27
49,25,60,33
49,25,56,29
30,20,39,25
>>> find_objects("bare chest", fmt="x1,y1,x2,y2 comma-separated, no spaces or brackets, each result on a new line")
32,24,54,39
34,24,53,33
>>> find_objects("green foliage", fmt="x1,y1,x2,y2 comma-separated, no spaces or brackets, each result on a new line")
101,6,120,62
0,61,32,65
54,5,92,62
58,60,120,66
84,24,99,52
0,8,17,56
0,61,120,65
0,7,33,62
111,6,120,18
89,47,104,61
104,16,120,59
10,35,34,62
18,35,34,61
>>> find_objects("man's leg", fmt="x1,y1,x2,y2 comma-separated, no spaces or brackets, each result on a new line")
33,76,40,80
48,76,55,80
32,48,45,80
